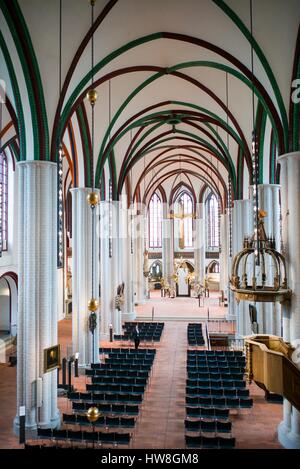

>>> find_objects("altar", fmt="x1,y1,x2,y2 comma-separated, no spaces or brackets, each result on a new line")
176,267,191,297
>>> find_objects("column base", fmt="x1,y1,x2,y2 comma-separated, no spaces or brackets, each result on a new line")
100,333,110,342
234,333,245,340
39,410,61,430
13,410,61,437
278,420,300,449
122,312,136,321
226,314,237,321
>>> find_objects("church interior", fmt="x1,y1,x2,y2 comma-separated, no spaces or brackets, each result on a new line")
0,0,300,452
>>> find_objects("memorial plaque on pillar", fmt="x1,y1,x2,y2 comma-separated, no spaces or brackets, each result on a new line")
43,344,61,374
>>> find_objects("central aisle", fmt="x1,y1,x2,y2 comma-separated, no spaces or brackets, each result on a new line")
132,322,188,449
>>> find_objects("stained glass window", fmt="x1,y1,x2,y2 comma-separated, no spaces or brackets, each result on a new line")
149,192,162,248
207,193,219,248
0,153,8,252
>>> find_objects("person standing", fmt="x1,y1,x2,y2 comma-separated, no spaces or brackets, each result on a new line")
132,324,140,349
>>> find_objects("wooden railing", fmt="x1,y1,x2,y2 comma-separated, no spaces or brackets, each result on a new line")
245,335,300,412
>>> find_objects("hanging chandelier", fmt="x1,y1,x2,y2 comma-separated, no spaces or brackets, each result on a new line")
230,210,291,303
229,0,291,305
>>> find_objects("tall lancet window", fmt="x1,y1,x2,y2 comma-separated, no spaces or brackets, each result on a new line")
149,192,162,248
0,153,8,252
175,192,193,249
207,193,219,249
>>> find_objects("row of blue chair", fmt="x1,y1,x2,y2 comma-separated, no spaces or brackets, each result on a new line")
187,379,246,389
122,334,162,342
188,324,205,346
187,355,246,366
37,428,131,445
87,368,149,378
101,353,155,360
188,350,243,356
86,384,145,394
186,387,249,398
104,358,154,365
186,396,253,408
72,402,139,415
123,322,164,332
91,363,152,371
91,376,147,386
185,434,235,449
99,347,156,354
186,406,229,420
69,392,143,404
185,419,232,433
124,321,164,326
62,413,135,428
187,371,244,380
187,364,245,373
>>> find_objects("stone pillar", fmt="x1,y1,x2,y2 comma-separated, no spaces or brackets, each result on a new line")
231,199,252,337
162,218,173,284
133,210,144,305
99,201,111,341
14,161,60,434
111,201,121,335
71,188,100,366
120,197,135,321
277,152,300,449
254,185,282,335
219,213,229,293
194,203,206,285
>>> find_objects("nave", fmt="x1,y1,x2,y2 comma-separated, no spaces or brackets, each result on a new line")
1,0,300,452
0,297,282,449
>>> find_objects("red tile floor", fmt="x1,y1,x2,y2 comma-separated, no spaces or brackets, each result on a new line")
0,293,283,449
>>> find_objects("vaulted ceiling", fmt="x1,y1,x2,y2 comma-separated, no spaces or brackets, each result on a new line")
0,0,299,210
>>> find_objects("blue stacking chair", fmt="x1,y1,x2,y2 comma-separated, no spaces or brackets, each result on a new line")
218,436,235,448
216,421,231,433
186,407,200,417
201,436,219,448
185,435,201,448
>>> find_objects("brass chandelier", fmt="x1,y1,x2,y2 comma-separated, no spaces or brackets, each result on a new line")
229,0,291,305
230,210,291,304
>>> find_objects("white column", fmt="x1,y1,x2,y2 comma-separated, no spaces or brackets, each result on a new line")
99,201,111,341
194,203,206,285
162,219,173,283
277,152,300,449
231,199,252,337
111,201,121,335
71,188,100,366
253,185,282,335
142,216,148,302
219,213,229,293
120,196,135,321
57,269,64,321
134,213,145,304
14,161,59,434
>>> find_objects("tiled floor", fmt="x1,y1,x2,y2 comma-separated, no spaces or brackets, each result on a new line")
0,294,283,449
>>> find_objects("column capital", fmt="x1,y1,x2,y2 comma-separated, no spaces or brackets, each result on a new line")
233,198,251,209
278,151,300,164
70,187,100,194
257,183,281,189
17,160,57,168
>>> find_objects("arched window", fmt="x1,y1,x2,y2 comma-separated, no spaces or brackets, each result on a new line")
206,193,219,249
174,191,194,248
149,192,162,248
206,260,220,274
0,153,8,252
